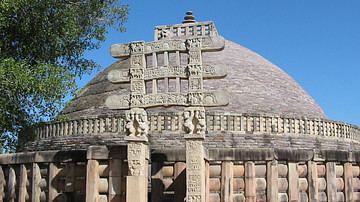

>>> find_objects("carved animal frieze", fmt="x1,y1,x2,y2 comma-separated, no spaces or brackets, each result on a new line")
106,91,229,109
107,63,227,83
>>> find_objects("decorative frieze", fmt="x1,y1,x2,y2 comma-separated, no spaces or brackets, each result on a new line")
106,91,228,109
108,64,227,83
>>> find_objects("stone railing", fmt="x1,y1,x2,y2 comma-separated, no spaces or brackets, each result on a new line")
34,112,360,141
154,21,218,41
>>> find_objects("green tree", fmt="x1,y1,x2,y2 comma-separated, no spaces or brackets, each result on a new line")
0,0,128,152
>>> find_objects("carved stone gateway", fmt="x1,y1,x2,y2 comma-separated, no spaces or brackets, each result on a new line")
106,35,229,110
106,12,228,202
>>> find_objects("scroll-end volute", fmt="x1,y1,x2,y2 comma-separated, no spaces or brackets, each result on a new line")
107,69,130,83
105,94,131,110
110,43,130,58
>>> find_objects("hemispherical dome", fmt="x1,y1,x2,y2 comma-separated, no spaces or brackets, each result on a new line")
61,39,327,120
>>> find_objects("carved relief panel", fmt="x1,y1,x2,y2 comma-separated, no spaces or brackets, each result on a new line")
127,142,147,176
125,108,149,137
183,107,206,135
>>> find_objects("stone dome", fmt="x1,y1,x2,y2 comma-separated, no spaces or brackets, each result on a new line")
61,39,327,120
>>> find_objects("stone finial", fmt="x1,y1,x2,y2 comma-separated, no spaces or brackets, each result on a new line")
183,11,196,23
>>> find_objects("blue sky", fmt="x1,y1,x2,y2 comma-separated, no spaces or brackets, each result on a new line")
81,0,359,126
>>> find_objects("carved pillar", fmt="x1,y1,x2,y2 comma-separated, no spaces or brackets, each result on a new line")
124,108,149,201
129,41,146,109
308,161,318,201
18,164,27,202
109,159,122,201
48,163,59,201
31,163,41,202
183,36,207,202
5,166,16,202
184,107,206,202
221,161,233,202
125,137,149,202
326,162,336,201
185,136,206,202
86,159,99,201
245,161,256,202
288,162,299,201
344,162,354,201
267,160,278,202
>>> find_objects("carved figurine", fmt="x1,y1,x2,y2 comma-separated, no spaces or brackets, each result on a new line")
128,159,141,176
183,110,195,134
195,110,206,134
125,108,149,137
188,65,201,76
130,42,144,53
136,110,149,137
186,38,201,50
159,29,170,40
125,110,136,136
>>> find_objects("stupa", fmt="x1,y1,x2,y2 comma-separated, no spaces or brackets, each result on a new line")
0,12,359,202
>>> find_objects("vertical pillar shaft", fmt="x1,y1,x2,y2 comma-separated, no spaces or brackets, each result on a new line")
109,159,122,201
145,159,149,202
205,162,210,202
288,162,299,201
326,162,336,201
152,52,158,94
344,163,354,201
184,39,205,202
267,160,278,202
308,161,318,201
126,140,148,202
18,164,27,202
185,138,206,202
5,166,16,202
221,161,233,202
175,51,181,93
48,163,58,202
31,163,41,202
86,160,99,202
245,161,256,202
164,51,169,93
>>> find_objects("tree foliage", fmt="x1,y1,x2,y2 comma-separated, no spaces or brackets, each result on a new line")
0,0,128,152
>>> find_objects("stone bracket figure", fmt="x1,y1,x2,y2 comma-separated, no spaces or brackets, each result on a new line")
183,107,206,136
125,108,149,138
